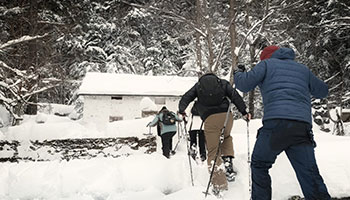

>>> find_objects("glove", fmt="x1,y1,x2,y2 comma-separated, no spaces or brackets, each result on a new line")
178,112,188,124
233,64,246,75
237,64,246,72
183,117,188,124
243,113,252,122
178,111,187,117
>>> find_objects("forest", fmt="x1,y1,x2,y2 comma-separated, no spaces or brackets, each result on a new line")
0,0,349,134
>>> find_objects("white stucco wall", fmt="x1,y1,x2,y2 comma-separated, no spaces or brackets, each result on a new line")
82,95,184,123
82,96,111,123
79,73,199,124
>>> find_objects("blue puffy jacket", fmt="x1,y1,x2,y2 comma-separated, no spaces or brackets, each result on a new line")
234,48,328,124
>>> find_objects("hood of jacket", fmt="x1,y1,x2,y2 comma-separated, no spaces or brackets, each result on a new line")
270,47,295,60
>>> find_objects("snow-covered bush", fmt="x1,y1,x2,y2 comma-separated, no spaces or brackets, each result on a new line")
39,103,74,117
35,113,47,124
0,105,10,128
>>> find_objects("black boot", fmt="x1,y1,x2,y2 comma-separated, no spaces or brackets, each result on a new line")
222,156,237,182
189,144,197,160
200,154,206,162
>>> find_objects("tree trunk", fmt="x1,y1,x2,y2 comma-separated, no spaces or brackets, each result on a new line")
202,0,214,72
336,71,345,136
195,0,203,76
229,0,237,84
248,41,256,118
242,0,270,118
25,0,38,115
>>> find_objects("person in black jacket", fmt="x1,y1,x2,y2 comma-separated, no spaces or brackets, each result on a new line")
178,73,250,195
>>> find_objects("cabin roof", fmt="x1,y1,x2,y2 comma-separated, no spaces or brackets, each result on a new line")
78,72,198,97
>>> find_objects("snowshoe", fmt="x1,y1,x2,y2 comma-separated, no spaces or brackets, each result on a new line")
188,146,197,161
200,155,206,162
211,187,227,199
288,195,303,200
222,156,237,182
212,187,221,197
203,188,224,199
226,170,237,182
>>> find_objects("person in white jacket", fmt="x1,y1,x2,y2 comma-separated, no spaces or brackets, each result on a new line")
188,101,206,162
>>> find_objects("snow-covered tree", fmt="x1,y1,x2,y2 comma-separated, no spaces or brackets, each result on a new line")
1,0,349,130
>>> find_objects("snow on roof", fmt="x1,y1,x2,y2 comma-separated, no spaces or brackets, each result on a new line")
78,72,198,96
343,108,350,113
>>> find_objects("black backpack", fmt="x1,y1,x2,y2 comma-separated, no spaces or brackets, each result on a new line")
196,73,225,106
162,111,176,125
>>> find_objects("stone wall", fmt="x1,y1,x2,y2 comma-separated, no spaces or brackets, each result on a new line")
0,136,156,162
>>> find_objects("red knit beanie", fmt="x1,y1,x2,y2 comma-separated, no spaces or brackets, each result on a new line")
260,45,280,60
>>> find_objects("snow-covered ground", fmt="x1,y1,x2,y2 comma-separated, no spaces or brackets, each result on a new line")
0,113,350,200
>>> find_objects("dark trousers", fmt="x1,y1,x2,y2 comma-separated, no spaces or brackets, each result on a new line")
189,129,206,158
251,119,330,200
160,131,176,158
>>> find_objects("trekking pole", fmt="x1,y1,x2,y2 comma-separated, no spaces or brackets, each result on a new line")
247,120,252,200
182,119,194,186
178,120,182,140
173,118,184,152
204,103,232,197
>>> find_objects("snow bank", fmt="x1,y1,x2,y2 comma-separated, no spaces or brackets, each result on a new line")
1,114,350,200
3,114,156,140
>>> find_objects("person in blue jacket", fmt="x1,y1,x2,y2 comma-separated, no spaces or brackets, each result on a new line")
234,45,331,200
147,106,182,159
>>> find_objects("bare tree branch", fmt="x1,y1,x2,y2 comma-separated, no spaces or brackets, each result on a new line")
319,17,350,26
41,78,81,84
237,10,275,56
0,33,49,50
21,84,61,100
212,16,236,72
0,6,28,16
0,80,22,103
329,81,343,92
324,71,341,83
8,84,60,105
0,61,26,78
37,21,65,26
121,1,207,37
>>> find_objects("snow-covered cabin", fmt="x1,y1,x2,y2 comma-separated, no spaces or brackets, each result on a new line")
78,72,197,123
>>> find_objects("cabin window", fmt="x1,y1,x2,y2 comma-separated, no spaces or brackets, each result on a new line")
109,116,123,122
155,97,166,105
111,96,123,100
